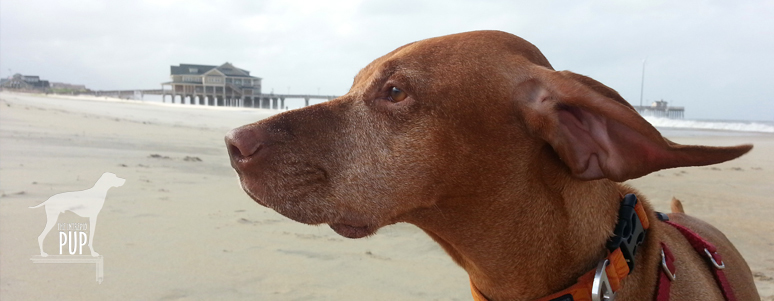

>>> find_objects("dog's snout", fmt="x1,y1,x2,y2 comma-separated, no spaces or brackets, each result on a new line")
225,125,266,164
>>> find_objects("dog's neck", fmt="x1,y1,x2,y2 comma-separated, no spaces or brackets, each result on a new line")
405,153,631,301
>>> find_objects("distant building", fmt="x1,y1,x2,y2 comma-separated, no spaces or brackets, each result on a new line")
50,82,88,92
161,62,262,106
1,74,50,90
633,99,685,119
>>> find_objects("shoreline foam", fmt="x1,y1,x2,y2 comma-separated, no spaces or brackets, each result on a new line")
645,116,774,133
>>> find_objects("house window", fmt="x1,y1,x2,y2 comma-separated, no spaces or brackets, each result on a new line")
189,68,198,73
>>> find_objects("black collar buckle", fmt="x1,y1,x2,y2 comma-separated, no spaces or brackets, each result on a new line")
606,194,647,273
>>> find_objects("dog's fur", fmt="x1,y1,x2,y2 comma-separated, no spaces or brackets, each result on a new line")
226,31,759,300
30,172,125,257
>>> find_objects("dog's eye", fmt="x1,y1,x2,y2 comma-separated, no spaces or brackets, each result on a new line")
389,87,408,102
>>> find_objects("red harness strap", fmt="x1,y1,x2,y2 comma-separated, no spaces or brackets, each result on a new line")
469,198,736,301
659,220,737,301
655,242,676,301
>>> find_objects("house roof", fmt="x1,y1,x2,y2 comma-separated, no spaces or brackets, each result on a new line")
170,63,261,79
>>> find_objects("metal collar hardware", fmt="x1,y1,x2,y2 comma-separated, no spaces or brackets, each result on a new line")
591,259,616,301
661,248,676,281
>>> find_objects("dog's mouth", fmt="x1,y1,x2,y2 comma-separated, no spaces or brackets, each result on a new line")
328,223,376,239
238,173,380,239
241,181,378,238
240,184,268,207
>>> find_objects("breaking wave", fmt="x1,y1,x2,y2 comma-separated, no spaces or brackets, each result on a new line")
643,116,774,133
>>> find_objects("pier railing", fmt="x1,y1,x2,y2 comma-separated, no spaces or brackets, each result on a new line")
633,105,684,119
81,89,338,109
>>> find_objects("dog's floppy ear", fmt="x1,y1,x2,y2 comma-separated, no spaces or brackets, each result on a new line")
517,67,752,181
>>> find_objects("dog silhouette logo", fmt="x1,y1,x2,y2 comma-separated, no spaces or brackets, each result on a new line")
29,172,125,257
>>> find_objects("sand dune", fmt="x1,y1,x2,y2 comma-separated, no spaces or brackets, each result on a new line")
1,92,772,300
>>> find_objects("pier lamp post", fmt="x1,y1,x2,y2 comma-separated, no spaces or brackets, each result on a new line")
639,58,647,109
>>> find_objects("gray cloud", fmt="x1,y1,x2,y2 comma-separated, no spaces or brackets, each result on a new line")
2,0,772,120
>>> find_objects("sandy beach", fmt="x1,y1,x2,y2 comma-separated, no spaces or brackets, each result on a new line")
1,91,772,300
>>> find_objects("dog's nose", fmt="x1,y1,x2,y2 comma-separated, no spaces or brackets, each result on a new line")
225,125,266,164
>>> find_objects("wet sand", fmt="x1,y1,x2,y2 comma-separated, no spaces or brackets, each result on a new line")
1,92,772,300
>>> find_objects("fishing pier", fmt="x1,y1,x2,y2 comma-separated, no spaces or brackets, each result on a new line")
633,100,684,119
92,63,336,110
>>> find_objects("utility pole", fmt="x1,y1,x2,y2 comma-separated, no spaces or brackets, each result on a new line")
639,58,647,109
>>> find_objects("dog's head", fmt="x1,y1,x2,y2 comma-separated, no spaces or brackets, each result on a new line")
226,30,751,238
101,172,126,188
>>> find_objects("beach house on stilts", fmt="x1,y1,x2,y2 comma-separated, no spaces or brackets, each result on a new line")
161,63,262,107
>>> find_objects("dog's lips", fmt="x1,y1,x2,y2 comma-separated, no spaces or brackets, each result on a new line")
240,183,269,207
251,196,269,207
329,223,375,239
237,169,377,238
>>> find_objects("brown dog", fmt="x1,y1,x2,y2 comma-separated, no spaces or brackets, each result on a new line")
226,31,759,300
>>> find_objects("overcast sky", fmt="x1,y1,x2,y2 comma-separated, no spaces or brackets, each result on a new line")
2,0,772,120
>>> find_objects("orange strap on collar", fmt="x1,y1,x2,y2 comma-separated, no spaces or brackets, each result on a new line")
470,197,649,301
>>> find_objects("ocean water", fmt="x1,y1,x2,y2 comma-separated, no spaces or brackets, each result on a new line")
644,116,774,137
137,94,773,136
